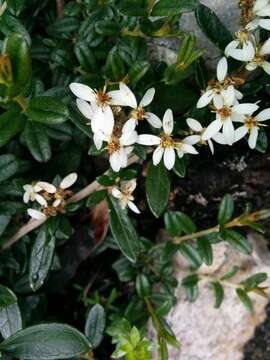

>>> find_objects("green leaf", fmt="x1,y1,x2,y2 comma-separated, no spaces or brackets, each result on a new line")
178,241,202,268
218,194,234,225
95,20,121,36
222,229,252,255
236,288,254,313
0,215,11,237
68,103,92,138
211,281,224,308
182,274,199,288
108,196,140,262
151,0,199,16
128,61,150,85
173,157,186,178
221,265,240,280
24,122,51,162
26,96,68,124
0,108,24,147
29,230,56,291
255,129,268,153
0,285,22,339
136,274,151,297
6,0,26,16
86,190,107,209
105,46,126,82
195,4,233,50
0,154,19,183
85,304,106,349
0,323,91,359
0,13,30,45
74,42,97,72
118,0,148,16
146,162,170,218
242,272,267,290
164,211,183,236
197,237,213,265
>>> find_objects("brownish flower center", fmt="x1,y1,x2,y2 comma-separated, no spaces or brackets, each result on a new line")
239,0,255,24
107,136,121,154
244,116,257,128
160,134,174,148
95,90,111,107
130,107,146,120
217,106,232,120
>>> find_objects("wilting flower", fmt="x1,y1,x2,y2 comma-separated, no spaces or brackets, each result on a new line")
197,57,243,109
137,109,197,170
96,107,137,172
202,98,259,146
234,108,270,148
112,180,140,213
246,0,270,31
245,38,270,74
225,29,255,62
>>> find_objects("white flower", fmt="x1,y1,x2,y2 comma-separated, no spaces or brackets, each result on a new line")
23,184,47,206
126,87,162,128
202,98,259,146
112,180,140,214
197,57,242,109
137,109,198,170
245,38,270,74
234,108,270,148
27,208,47,220
96,107,137,172
185,118,216,154
225,30,255,62
246,0,270,30
52,173,78,207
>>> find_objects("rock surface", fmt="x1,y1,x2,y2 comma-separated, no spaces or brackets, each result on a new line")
152,234,270,360
150,0,240,68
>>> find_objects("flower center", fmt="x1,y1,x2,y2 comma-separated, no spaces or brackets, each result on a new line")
217,106,232,120
254,53,265,65
107,136,121,154
239,0,255,23
130,107,146,120
237,29,250,44
160,134,174,148
95,90,111,107
244,116,257,129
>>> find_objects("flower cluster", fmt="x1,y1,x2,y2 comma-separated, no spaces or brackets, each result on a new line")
111,179,140,214
23,173,77,220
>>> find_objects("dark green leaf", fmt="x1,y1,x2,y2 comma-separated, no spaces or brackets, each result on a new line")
0,215,11,237
182,274,199,288
0,154,19,183
0,108,24,147
128,61,150,84
255,130,268,153
221,229,252,255
26,96,68,124
95,20,120,36
164,211,183,236
151,0,199,16
221,265,240,280
118,0,148,16
146,162,170,218
218,194,234,225
105,46,126,82
24,122,51,162
197,237,213,265
195,4,233,50
0,285,22,339
74,42,96,72
242,272,267,290
85,304,105,349
236,288,254,313
86,190,107,209
0,13,30,45
178,241,202,268
0,323,91,359
173,157,186,178
108,196,140,262
29,230,56,291
211,281,224,308
136,274,151,297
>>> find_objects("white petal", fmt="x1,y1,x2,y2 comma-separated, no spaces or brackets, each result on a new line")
242,41,256,61
186,118,202,132
256,108,270,121
196,90,214,108
164,147,175,170
213,94,224,109
112,187,122,199
128,201,140,214
248,127,259,149
69,83,95,102
226,48,246,61
260,38,270,56
23,184,33,192
232,103,259,115
23,192,30,203
163,109,174,135
246,19,260,31
261,61,270,74
120,130,137,146
225,40,239,56
183,135,201,145
254,0,268,12
137,134,161,146
222,86,235,107
222,118,235,145
246,62,258,71
124,179,137,193
109,83,137,108
259,19,270,30
235,89,243,100
27,209,46,220
35,194,48,207
110,152,121,172
60,173,78,189
212,132,227,145
234,126,248,142
139,88,155,107
122,118,136,134
153,146,164,165
93,132,103,150
202,119,223,140
181,143,198,155
145,112,162,128
52,199,61,207
217,57,228,82
208,139,214,154
36,181,56,193
76,99,93,119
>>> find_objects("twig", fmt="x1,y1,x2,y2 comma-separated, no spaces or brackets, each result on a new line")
56,0,64,19
2,154,142,251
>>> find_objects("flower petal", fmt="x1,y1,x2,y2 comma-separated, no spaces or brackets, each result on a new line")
163,109,174,135
256,108,270,121
36,181,56,193
197,90,214,108
222,118,235,145
248,127,258,149
69,83,95,102
145,112,162,128
222,85,235,107
225,40,239,56
27,209,46,220
234,125,248,142
128,201,140,214
202,119,222,140
186,118,202,132
212,132,227,145
139,88,155,107
112,187,122,199
181,143,198,155
76,99,93,119
232,103,259,115
60,173,78,189
217,57,228,82
120,130,138,146
213,94,224,109
93,132,103,150
260,38,270,56
259,19,270,30
137,134,161,145
164,147,175,170
110,152,121,172
183,135,201,145
208,139,214,154
153,146,164,165
23,192,30,203
109,83,137,108
261,61,270,75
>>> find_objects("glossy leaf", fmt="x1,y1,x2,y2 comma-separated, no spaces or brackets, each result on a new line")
218,194,234,225
197,237,213,265
136,273,151,297
222,229,252,255
0,108,24,147
178,241,202,268
152,0,199,16
26,96,68,124
211,281,224,308
0,154,19,183
242,272,267,290
85,304,106,349
236,288,254,313
24,122,51,162
0,285,22,339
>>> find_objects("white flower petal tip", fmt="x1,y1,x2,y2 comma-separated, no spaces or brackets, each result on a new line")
163,109,174,135
69,83,94,102
217,57,228,82
36,181,57,193
60,173,78,189
139,88,155,107
128,201,140,214
186,118,203,132
27,209,47,221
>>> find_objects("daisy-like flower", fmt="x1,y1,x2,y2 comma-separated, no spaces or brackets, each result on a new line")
27,208,47,220
111,179,140,214
96,107,137,172
245,0,270,31
23,183,47,206
245,38,270,74
234,108,270,148
225,29,255,62
51,173,78,207
197,57,243,109
137,109,197,170
202,98,259,145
